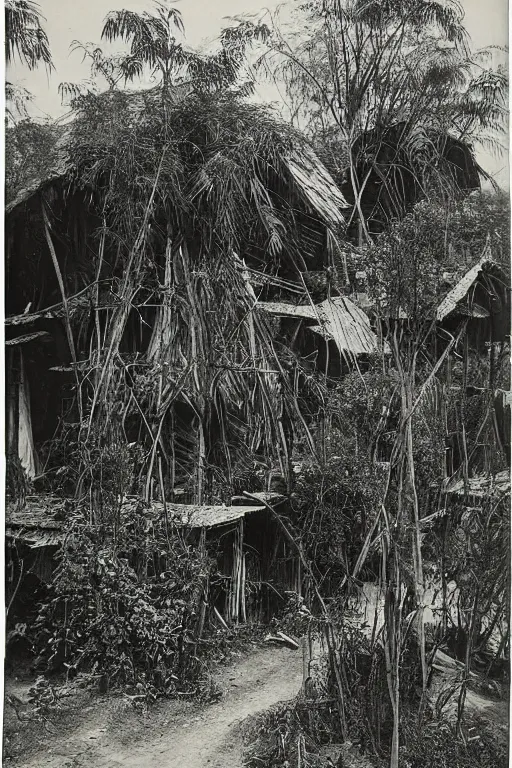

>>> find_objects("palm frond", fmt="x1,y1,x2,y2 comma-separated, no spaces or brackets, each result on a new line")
5,0,52,70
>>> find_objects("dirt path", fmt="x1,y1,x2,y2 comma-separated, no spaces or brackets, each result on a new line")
8,645,302,768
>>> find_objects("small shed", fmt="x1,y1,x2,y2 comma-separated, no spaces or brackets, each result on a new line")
5,496,67,638
154,492,304,625
5,492,304,629
436,257,510,350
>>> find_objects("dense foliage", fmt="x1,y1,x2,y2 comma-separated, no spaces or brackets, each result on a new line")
356,191,510,318
4,3,509,767
34,500,211,696
226,0,508,236
292,455,386,587
5,119,61,203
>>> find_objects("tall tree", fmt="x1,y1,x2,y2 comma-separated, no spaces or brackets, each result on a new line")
5,0,53,123
227,0,508,238
100,0,268,95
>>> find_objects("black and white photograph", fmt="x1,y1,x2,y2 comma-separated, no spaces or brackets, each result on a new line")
3,1,510,766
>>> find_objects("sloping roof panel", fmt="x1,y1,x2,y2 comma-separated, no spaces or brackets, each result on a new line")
259,303,315,319
6,125,72,215
5,331,51,345
436,258,508,322
259,296,386,356
6,527,63,548
6,495,275,537
150,502,265,528
284,146,349,227
7,100,348,236
315,296,384,356
5,288,92,326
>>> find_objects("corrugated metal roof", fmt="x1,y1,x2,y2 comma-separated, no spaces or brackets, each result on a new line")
259,296,386,356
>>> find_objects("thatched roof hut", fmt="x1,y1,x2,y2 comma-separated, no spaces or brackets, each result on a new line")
5,90,350,504
6,491,301,626
436,256,510,349
341,122,482,237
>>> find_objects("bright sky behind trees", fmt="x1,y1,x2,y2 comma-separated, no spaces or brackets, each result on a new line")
6,0,509,186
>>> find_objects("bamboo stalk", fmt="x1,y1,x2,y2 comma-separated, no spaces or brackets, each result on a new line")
93,228,106,384
196,575,208,643
6,558,24,617
86,149,167,437
241,552,247,624
41,202,82,424
158,454,171,548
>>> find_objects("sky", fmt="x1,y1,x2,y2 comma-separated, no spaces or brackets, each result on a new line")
6,0,510,186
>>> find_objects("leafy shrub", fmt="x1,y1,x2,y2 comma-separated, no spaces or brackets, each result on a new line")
33,499,211,695
292,455,387,587
359,191,510,321
401,715,508,768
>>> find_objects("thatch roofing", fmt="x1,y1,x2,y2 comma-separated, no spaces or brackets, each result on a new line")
6,124,72,216
5,330,51,345
5,94,347,234
6,496,67,548
436,258,509,323
285,146,349,226
5,286,112,328
152,502,265,528
5,526,63,549
443,469,510,498
259,296,386,356
6,492,285,545
144,491,284,528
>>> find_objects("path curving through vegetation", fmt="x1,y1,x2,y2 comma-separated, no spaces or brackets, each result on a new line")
9,645,303,768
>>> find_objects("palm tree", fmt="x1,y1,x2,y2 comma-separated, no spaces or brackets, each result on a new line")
101,1,185,90
101,0,265,95
5,0,52,70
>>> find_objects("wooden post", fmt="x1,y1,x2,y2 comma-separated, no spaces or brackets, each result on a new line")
230,519,244,623
240,552,247,624
301,636,309,689
6,347,20,458
237,518,244,622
